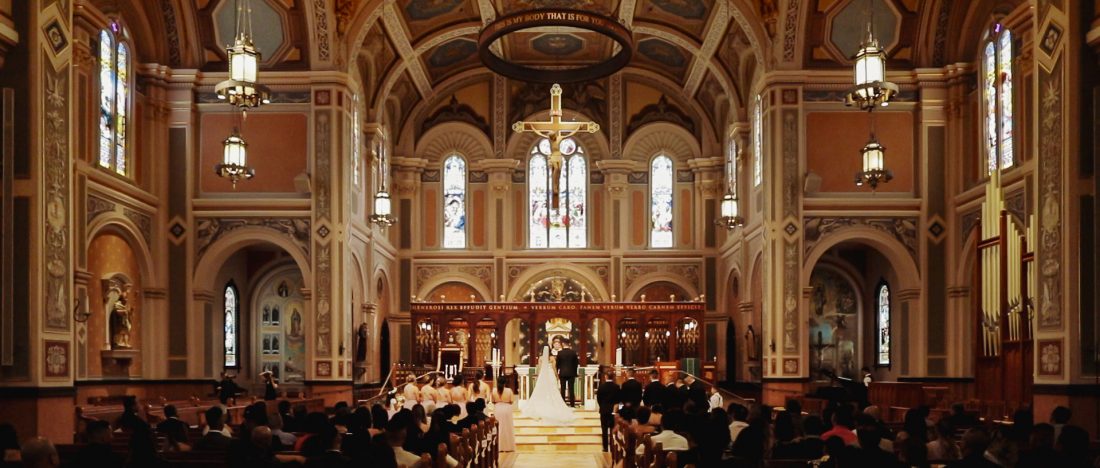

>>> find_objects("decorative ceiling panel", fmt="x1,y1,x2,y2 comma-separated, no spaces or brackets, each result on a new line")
400,0,482,44
422,36,482,84
633,35,690,82
497,0,619,15
359,22,398,108
636,0,710,38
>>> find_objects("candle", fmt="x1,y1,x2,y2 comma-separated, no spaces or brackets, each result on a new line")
615,347,623,366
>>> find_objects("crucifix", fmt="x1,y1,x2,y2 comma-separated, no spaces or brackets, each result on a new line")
512,84,599,207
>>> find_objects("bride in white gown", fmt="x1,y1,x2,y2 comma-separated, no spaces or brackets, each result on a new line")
518,346,575,424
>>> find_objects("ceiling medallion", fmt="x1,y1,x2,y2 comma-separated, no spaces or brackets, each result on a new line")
478,9,633,83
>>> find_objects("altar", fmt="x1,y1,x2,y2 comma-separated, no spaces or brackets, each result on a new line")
410,301,706,371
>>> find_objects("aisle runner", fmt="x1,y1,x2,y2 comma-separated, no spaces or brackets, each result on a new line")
512,406,603,453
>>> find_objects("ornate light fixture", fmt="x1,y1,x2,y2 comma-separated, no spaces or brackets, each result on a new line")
844,0,897,110
855,132,892,190
370,143,397,227
215,128,255,188
717,140,744,230
215,0,270,108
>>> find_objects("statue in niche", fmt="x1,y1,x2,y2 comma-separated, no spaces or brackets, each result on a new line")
104,279,134,349
355,322,369,364
744,325,758,361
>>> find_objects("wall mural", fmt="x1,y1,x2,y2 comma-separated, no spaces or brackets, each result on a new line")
808,267,858,380
256,272,307,383
531,33,584,56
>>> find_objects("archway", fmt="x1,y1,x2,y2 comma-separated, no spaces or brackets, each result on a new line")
804,235,916,382
251,263,307,384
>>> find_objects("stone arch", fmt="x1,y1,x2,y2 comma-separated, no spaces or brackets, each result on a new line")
746,250,765,302
415,122,493,163
422,281,487,302
416,274,492,303
622,122,703,164
802,226,921,292
506,263,610,302
193,227,312,293
86,214,157,286
722,266,743,313
623,274,700,302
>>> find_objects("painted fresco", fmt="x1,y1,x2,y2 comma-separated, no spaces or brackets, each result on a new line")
405,0,465,20
531,33,585,56
809,268,859,380
257,272,306,383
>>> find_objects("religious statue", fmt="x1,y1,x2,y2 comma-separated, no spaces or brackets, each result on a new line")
512,84,599,207
355,322,369,363
105,280,134,349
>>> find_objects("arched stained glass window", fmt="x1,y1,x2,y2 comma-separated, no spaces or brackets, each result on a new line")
529,137,586,248
876,281,891,366
442,155,467,249
650,155,674,248
98,23,130,176
224,282,239,368
753,94,763,187
983,26,1013,175
352,102,362,190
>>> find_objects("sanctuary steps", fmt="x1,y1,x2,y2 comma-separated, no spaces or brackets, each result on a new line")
513,407,604,453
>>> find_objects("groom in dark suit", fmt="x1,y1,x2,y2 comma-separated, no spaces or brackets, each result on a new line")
556,341,580,407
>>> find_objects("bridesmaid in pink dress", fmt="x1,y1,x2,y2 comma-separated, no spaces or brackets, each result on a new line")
492,378,516,452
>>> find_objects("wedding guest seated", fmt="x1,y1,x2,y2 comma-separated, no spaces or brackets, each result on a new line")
727,403,749,446
268,412,297,450
853,419,903,468
1056,425,1092,468
112,397,143,432
68,420,123,468
385,415,422,468
194,407,232,451
631,407,657,436
790,415,826,460
822,406,858,446
125,422,167,468
947,403,980,429
636,410,690,456
155,405,189,446
304,425,349,468
729,405,768,464
20,437,59,468
927,420,960,461
1017,423,1057,468
770,411,801,459
946,427,1000,468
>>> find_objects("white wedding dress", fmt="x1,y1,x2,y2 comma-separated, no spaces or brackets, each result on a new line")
518,346,575,424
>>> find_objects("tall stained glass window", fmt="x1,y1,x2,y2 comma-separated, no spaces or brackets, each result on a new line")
753,95,763,187
224,282,239,368
983,26,1014,175
528,137,587,248
98,23,130,176
728,137,738,188
650,155,674,248
442,155,467,249
352,103,362,190
876,281,891,366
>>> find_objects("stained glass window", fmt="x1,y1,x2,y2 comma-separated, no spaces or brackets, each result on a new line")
224,282,239,368
528,137,586,248
728,137,738,189
753,95,763,187
983,26,1014,175
442,155,467,249
876,281,891,366
650,155,674,248
352,103,362,190
98,23,130,176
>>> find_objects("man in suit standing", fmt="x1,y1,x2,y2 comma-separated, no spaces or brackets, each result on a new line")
642,369,665,407
556,341,580,407
619,369,643,409
596,370,620,451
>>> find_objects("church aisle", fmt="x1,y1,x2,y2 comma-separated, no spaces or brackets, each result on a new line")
513,407,603,453
504,453,603,468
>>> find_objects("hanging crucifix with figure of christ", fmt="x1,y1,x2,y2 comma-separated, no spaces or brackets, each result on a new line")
512,84,599,207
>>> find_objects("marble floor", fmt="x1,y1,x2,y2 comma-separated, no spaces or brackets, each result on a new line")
502,452,607,468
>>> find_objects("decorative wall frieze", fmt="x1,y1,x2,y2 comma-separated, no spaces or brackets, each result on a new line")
623,262,700,291
1037,57,1063,330
43,60,71,331
414,263,494,292
803,216,920,264
193,217,311,262
122,207,152,246
86,195,115,224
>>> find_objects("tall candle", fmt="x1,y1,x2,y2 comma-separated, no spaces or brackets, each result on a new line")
615,347,623,366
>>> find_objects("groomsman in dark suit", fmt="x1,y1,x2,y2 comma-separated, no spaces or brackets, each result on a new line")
642,369,665,407
619,369,643,409
596,371,620,451
556,342,580,407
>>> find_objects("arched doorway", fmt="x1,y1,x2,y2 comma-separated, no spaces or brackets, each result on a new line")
252,264,307,383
